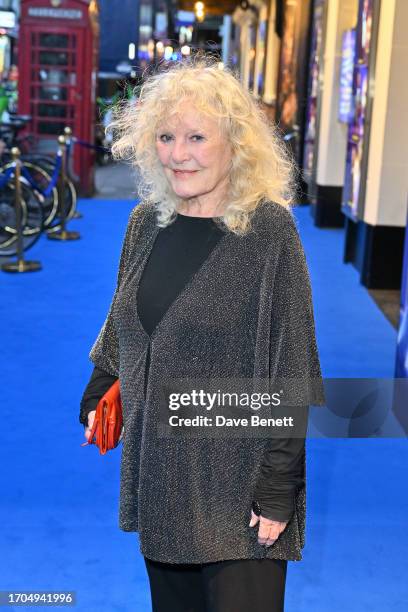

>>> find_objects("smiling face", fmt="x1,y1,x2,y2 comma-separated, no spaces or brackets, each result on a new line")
155,105,233,213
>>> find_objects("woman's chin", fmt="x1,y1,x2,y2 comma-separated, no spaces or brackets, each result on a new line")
171,187,199,199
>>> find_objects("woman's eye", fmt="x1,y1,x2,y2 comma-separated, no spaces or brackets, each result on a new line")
157,134,204,143
158,134,173,143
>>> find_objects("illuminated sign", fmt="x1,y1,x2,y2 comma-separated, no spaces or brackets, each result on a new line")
27,8,83,19
176,10,195,27
0,11,16,28
339,29,356,123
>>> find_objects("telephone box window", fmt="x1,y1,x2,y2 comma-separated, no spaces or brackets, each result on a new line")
39,51,69,66
38,121,66,135
39,33,69,48
38,104,67,118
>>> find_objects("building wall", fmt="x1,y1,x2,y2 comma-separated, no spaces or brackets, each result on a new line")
98,0,139,72
316,0,358,187
364,0,408,226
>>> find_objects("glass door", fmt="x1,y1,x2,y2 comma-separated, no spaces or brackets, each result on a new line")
29,29,84,138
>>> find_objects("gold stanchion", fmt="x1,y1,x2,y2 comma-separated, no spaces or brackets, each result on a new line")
48,134,80,241
64,126,82,219
64,126,72,143
1,148,42,273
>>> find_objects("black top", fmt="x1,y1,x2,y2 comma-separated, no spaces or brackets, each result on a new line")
138,213,225,337
80,212,305,522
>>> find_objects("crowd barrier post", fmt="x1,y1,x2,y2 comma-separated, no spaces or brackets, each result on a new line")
48,134,80,242
1,147,42,273
64,126,82,220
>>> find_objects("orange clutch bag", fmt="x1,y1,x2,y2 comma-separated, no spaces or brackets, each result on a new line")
81,380,123,455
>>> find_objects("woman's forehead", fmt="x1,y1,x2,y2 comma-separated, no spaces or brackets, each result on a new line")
157,107,220,132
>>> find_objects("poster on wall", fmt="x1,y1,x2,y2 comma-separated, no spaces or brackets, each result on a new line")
248,23,257,92
342,0,376,220
277,1,298,131
275,0,312,166
396,232,408,378
256,18,267,95
302,0,326,184
338,29,356,123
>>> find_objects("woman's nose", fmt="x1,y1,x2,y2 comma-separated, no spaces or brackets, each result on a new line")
171,139,191,164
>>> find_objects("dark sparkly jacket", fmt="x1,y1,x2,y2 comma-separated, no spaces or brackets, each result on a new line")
86,199,324,564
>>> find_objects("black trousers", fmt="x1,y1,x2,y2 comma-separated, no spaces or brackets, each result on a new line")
144,556,287,612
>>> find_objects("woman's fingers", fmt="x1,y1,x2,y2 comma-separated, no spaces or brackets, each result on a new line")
248,510,260,527
257,517,287,547
249,510,288,546
87,410,96,429
84,410,96,441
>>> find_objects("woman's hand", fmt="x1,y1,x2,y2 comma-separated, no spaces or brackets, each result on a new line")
249,511,288,547
84,410,96,442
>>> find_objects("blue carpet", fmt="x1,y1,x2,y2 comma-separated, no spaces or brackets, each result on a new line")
1,200,407,611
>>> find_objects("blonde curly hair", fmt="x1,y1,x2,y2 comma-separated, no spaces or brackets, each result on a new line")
108,55,296,234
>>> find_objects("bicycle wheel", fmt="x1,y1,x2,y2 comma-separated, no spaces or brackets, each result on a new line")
18,158,59,227
18,155,77,233
0,177,44,256
0,184,27,248
45,177,77,234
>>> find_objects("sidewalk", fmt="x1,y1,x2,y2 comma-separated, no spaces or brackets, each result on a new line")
93,161,140,200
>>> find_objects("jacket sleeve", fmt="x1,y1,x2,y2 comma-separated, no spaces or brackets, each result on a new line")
79,366,118,428
254,438,305,522
88,204,143,377
254,210,325,522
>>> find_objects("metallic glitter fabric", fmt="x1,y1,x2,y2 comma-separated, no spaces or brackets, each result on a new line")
88,200,324,563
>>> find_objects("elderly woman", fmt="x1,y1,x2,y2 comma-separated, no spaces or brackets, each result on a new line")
80,58,323,612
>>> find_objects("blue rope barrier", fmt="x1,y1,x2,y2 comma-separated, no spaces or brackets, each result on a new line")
0,165,15,189
72,137,110,154
20,152,62,197
1,133,109,197
66,139,73,163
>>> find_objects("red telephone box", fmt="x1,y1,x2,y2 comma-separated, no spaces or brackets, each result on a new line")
18,0,99,195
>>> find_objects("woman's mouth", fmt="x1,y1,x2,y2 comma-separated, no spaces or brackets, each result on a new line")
172,169,198,178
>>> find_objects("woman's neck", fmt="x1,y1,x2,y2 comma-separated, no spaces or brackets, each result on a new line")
177,197,226,218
